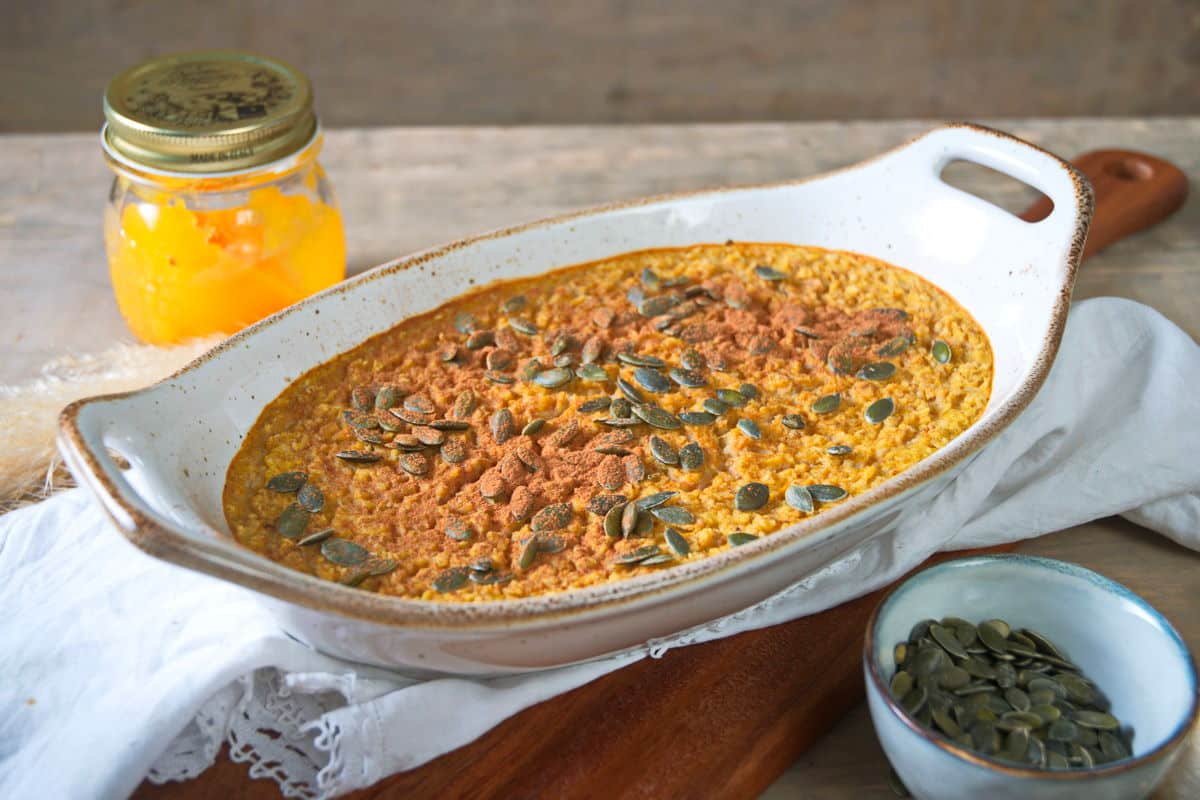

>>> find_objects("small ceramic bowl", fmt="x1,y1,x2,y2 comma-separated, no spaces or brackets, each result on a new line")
863,555,1198,800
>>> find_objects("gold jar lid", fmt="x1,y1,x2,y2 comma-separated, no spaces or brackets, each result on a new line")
103,50,316,174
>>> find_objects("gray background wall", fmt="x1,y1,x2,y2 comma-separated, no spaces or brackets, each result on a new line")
3,0,1199,132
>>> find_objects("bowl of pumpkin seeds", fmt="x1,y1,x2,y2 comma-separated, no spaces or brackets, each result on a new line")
863,555,1197,800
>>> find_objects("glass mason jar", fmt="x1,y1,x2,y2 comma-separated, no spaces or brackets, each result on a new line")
101,51,346,345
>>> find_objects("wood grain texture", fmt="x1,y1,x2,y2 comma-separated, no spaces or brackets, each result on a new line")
4,119,1199,798
3,1,1200,132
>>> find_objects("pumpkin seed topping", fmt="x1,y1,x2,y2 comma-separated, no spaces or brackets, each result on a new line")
617,377,645,403
531,503,573,533
375,385,402,410
727,532,758,546
679,411,717,426
267,471,307,493
669,368,707,388
521,418,546,437
780,413,807,430
636,491,677,511
932,339,953,364
651,506,695,525
808,484,847,503
812,393,841,414
681,349,706,370
453,312,477,335
633,366,672,394
603,503,625,539
785,485,814,513
615,544,662,565
533,367,573,389
618,352,668,368
445,517,473,542
321,537,370,566
703,398,730,415
754,265,788,281
336,450,381,463
398,452,430,476
631,403,682,430
877,335,914,358
736,418,762,439
865,397,895,424
276,503,310,539
826,444,853,456
665,527,690,557
649,436,679,466
734,482,769,511
490,409,515,444
857,362,897,381
433,567,470,593
678,442,705,471
579,396,613,414
440,439,468,463
297,527,334,546
576,364,608,382
509,317,538,336
350,387,374,411
715,388,748,408
297,483,325,512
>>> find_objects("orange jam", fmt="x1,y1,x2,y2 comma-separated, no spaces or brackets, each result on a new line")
106,180,345,344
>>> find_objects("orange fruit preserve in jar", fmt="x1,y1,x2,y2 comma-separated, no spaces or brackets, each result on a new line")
101,51,346,344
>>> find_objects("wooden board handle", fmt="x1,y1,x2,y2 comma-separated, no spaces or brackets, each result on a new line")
1021,149,1188,259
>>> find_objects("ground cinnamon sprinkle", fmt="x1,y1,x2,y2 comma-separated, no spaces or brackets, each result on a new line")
223,243,992,601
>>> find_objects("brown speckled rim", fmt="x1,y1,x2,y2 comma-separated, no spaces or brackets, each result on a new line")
59,122,1095,631
863,554,1200,780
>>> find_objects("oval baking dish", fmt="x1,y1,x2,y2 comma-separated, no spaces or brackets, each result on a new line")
59,124,1092,676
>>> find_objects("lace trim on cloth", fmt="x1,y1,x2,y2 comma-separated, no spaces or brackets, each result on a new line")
145,553,867,799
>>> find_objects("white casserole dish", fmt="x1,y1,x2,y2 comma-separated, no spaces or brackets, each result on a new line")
59,124,1092,676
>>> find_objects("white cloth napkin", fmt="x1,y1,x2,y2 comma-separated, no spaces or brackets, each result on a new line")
1,297,1198,800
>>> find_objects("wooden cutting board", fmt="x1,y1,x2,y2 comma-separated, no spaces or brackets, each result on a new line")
134,148,1186,800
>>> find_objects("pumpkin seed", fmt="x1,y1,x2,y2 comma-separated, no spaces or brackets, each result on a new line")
575,364,608,383
651,506,695,525
375,385,402,410
794,325,822,339
811,393,841,414
429,419,470,431
664,527,690,557
465,330,495,350
727,532,758,546
517,535,541,570
736,418,762,439
267,471,307,493
620,501,640,538
433,567,469,593
531,503,572,533
354,429,385,445
808,484,847,503
1071,710,1120,731
931,624,968,659
648,436,679,465
501,295,527,314
490,409,515,444
615,544,661,565
1098,732,1128,761
611,397,633,418
639,296,679,318
703,398,730,415
579,397,613,414
398,452,430,476
631,491,674,511
631,403,682,430
439,343,460,363
533,367,573,389
336,450,381,463
509,317,538,336
587,494,627,516
735,482,769,511
826,444,853,456
351,387,375,411
681,349,706,370
470,570,514,586
865,397,895,424
618,352,668,369
785,485,814,513
297,527,335,547
780,413,806,430
679,411,717,426
891,670,914,698
827,351,854,375
321,537,370,566
667,367,707,389
979,621,1010,654
932,339,953,364
678,442,705,471
617,377,645,403
603,503,625,538
754,264,788,281
857,362,896,381
440,439,468,463
415,427,446,446
343,410,380,430
877,335,914,358
404,394,435,414
638,553,675,567
276,503,310,539
453,312,477,335
715,388,748,408
521,418,546,437
633,366,671,394
297,483,324,513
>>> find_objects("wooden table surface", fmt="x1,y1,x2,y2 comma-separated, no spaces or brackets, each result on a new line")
2,119,1197,797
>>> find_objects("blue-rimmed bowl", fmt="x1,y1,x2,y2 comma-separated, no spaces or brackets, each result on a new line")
864,555,1198,800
